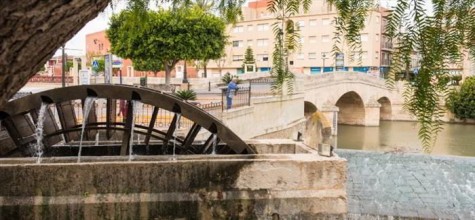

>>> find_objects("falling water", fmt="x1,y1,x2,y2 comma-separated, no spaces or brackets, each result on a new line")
95,133,99,146
172,113,182,160
77,97,96,163
128,100,140,161
34,103,48,164
211,133,218,155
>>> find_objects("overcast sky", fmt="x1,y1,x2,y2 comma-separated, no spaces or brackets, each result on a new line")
56,0,427,57
54,3,124,57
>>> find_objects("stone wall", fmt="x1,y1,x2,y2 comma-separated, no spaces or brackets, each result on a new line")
253,120,306,140
0,142,347,219
222,94,305,139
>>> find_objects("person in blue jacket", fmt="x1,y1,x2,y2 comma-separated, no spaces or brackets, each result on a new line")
226,78,238,109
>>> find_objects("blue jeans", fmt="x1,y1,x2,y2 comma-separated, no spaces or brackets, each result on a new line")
226,96,232,109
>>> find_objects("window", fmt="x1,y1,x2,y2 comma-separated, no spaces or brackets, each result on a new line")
289,61,294,65
375,51,379,60
257,38,269,47
247,25,253,31
299,37,305,44
233,26,243,33
309,36,317,43
308,53,317,60
257,23,269,31
322,18,331,25
232,40,243,47
309,19,317,26
327,1,333,11
297,21,305,28
232,55,243,61
360,34,368,42
257,54,269,62
247,39,253,46
297,53,305,60
321,35,330,42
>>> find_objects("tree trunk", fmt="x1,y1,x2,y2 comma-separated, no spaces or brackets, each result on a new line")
0,0,110,109
203,62,208,78
164,65,171,85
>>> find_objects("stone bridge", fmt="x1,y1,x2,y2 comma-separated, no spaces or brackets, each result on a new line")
297,72,409,128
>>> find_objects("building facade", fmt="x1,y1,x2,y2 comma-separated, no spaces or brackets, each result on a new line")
207,0,392,76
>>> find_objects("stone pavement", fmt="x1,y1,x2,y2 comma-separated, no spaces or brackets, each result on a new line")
336,149,475,219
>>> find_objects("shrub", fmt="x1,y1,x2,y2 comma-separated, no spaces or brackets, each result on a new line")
446,76,475,119
174,89,197,101
221,72,241,84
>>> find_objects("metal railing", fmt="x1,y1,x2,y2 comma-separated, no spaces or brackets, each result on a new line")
221,87,251,110
197,102,223,119
29,75,73,83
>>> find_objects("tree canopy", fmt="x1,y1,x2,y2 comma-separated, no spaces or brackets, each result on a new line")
267,0,309,94
133,58,163,77
242,46,256,70
107,7,227,84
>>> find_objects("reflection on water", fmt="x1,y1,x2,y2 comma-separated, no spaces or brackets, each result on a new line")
337,121,475,157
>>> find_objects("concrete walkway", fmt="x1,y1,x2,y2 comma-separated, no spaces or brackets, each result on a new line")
336,149,475,219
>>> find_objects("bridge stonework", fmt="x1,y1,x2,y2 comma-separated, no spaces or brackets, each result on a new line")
298,72,411,127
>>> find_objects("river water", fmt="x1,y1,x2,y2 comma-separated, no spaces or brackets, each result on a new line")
337,121,475,157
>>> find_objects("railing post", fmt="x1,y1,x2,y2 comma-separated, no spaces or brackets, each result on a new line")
221,88,224,112
248,81,252,106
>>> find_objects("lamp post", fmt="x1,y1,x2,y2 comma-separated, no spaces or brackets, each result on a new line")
62,45,66,87
60,47,83,87
321,52,328,74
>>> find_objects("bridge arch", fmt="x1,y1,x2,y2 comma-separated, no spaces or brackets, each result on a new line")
335,91,365,125
378,97,392,120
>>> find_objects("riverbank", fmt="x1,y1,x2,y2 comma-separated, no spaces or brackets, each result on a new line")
337,149,475,219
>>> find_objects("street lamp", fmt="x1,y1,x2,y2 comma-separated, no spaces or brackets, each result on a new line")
60,46,83,87
321,52,328,74
62,45,66,87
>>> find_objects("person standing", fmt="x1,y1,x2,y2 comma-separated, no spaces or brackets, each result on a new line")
226,78,238,109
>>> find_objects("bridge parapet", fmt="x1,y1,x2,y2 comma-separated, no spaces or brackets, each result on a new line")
300,72,388,90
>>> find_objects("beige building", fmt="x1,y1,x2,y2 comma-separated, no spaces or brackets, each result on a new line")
207,0,392,76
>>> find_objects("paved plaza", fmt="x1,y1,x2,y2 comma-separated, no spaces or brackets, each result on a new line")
337,149,475,219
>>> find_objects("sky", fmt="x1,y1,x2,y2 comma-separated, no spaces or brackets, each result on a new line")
56,0,426,57
53,3,125,57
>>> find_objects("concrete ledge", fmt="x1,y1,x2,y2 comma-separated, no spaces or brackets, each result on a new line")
0,153,347,219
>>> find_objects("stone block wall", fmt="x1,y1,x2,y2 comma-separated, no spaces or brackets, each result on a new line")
0,147,347,219
222,94,305,139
